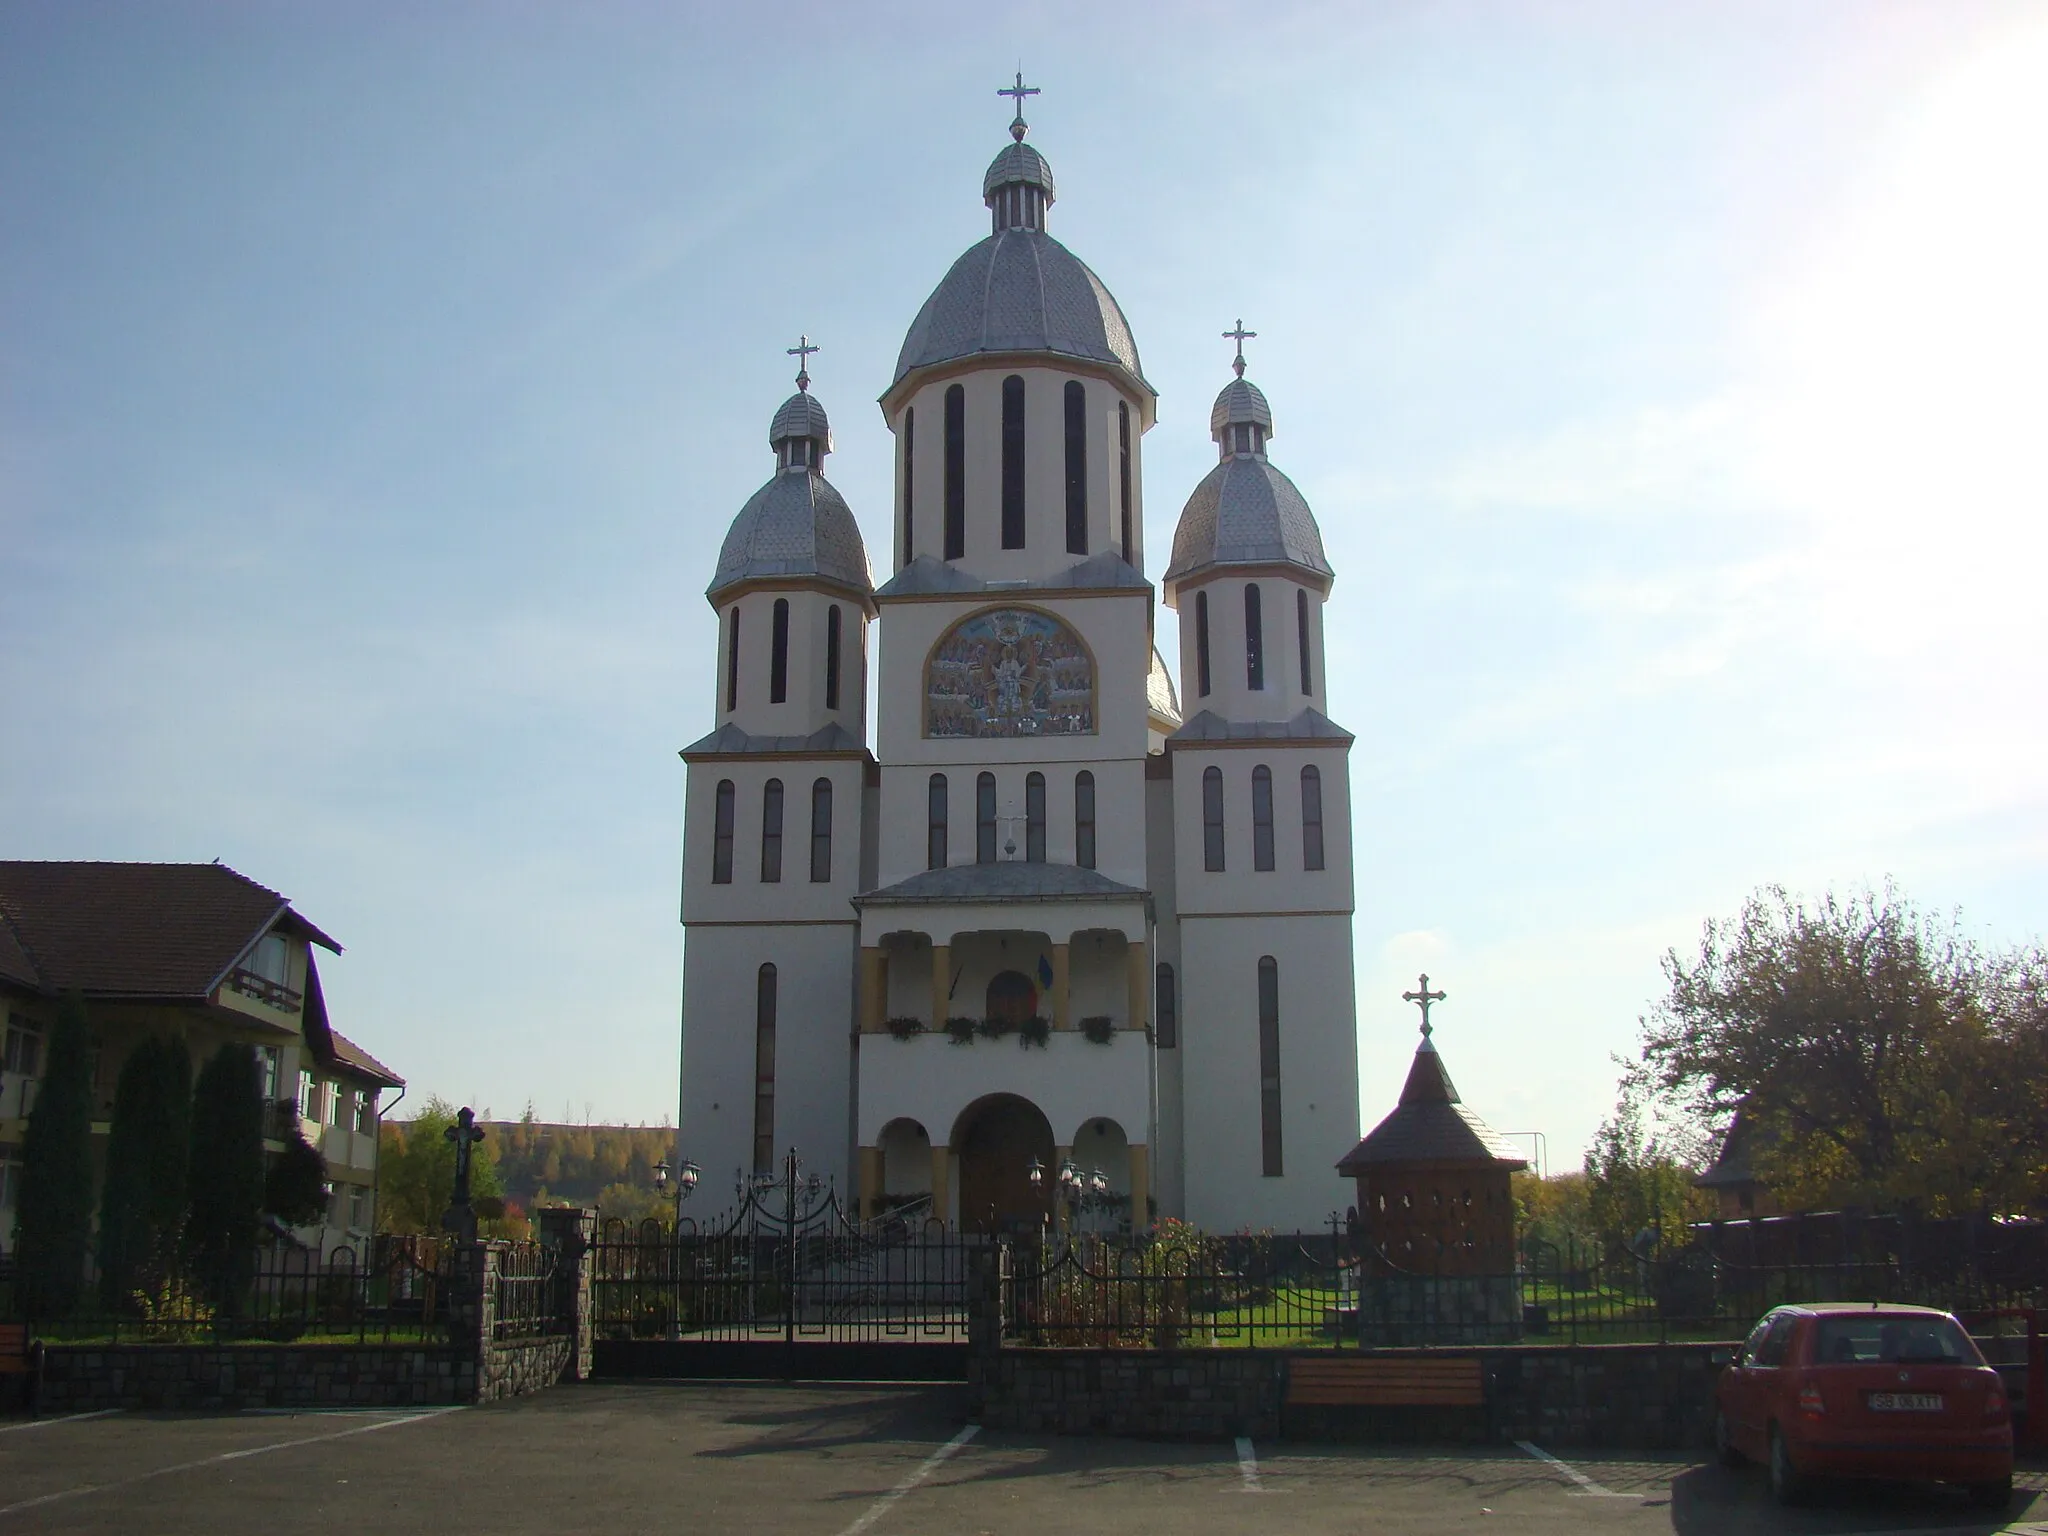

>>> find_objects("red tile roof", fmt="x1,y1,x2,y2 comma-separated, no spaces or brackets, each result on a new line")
325,1028,405,1088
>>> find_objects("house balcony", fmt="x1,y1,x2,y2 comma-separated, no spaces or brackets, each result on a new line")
223,967,304,1014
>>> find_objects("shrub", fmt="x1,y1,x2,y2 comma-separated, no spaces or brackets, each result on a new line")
885,1016,926,1041
977,1015,1015,1040
1018,1015,1051,1049
1080,1015,1116,1045
944,1016,978,1045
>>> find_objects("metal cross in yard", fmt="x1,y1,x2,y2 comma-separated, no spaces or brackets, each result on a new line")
1402,973,1447,1038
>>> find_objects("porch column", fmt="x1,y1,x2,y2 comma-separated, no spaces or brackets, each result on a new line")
858,1144,884,1220
1053,1143,1074,1232
930,1145,951,1229
1125,939,1148,1034
1051,942,1071,1030
930,942,950,1027
859,947,887,1034
1127,1143,1150,1230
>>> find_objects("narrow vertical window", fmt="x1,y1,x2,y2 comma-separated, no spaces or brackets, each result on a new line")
753,963,777,1174
944,384,965,559
1064,379,1088,554
724,607,741,712
1118,400,1133,565
1301,766,1325,871
1244,584,1264,691
1154,962,1177,1048
976,772,997,864
1025,771,1046,862
760,778,784,883
901,407,915,567
712,779,735,884
1258,956,1282,1176
1296,588,1313,697
1252,764,1275,871
1195,591,1212,697
809,777,832,882
927,773,948,870
1074,770,1096,870
1001,374,1026,549
770,598,790,704
825,604,842,711
1202,766,1224,872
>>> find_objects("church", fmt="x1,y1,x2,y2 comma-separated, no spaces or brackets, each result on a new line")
677,82,1361,1235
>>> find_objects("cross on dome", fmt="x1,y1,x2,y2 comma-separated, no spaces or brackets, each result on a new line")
1223,319,1257,379
998,70,1040,141
1402,973,1447,1038
787,334,820,393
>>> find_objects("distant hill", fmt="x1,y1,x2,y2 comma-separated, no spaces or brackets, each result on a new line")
483,1117,676,1211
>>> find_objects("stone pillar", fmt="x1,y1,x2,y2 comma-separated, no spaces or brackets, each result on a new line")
1053,1143,1073,1232
930,942,950,1027
1127,1143,1150,1230
1051,942,1071,1030
930,1145,951,1229
537,1206,597,1383
444,1240,501,1402
858,1145,884,1221
962,1239,1008,1420
859,947,887,1033
1125,938,1148,1033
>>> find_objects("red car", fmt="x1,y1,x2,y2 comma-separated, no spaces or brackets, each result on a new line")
1714,1303,2013,1508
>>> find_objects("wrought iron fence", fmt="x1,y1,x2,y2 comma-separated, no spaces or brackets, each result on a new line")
491,1241,568,1341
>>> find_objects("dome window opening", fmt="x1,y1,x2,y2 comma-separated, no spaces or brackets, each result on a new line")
1231,422,1265,457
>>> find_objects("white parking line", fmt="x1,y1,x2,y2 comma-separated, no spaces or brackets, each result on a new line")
0,1405,462,1518
834,1423,980,1536
1513,1439,1635,1498
0,1410,121,1434
1234,1435,1264,1492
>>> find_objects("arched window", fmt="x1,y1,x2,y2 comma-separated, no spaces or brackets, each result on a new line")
824,605,842,711
1202,766,1225,872
927,773,948,870
976,772,997,864
1118,400,1133,566
1195,591,1212,697
724,607,740,712
1001,374,1026,549
760,778,784,883
1155,962,1177,1049
808,778,832,882
1252,764,1275,872
1064,379,1088,554
712,780,735,884
1301,766,1325,871
1258,956,1282,1176
1244,583,1265,691
769,598,790,704
1296,588,1313,697
753,963,777,1174
901,407,915,567
1025,771,1046,862
944,384,965,560
1074,770,1096,870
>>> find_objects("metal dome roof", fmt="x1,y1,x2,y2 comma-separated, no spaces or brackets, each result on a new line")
892,230,1150,394
1147,645,1182,726
767,390,831,449
709,469,873,602
983,140,1056,201
1164,455,1332,585
1210,378,1274,439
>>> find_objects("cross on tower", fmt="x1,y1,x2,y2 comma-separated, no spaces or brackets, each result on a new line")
1223,319,1257,379
787,334,819,392
1402,973,1447,1038
999,70,1040,142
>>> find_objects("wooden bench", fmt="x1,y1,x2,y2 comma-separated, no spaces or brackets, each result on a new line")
1286,1355,1484,1407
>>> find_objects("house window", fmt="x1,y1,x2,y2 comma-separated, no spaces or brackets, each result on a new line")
927,773,948,869
1064,379,1087,554
1258,956,1282,1176
1202,766,1225,872
1117,400,1133,565
247,932,289,984
1074,770,1096,869
355,1089,377,1134
258,1044,280,1102
326,1082,344,1126
1195,590,1211,697
1001,374,1026,549
298,1068,316,1121
348,1184,368,1230
1025,772,1046,862
753,963,778,1175
1245,583,1265,690
1301,766,1325,871
809,778,833,883
976,772,997,863
769,598,790,704
824,605,842,710
1252,764,1275,871
944,384,965,559
1155,962,1177,1048
725,606,741,712
901,406,915,566
3,1017,41,1077
1296,588,1313,696
712,779,736,883
760,778,784,883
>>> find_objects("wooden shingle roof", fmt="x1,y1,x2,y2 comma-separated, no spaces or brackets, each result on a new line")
1337,1038,1529,1174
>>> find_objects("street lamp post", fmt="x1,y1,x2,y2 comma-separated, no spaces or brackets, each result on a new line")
652,1155,701,1230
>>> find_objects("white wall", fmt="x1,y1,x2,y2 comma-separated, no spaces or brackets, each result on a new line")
1169,572,1328,725
1169,743,1356,918
681,757,870,926
856,1030,1151,1154
707,585,870,743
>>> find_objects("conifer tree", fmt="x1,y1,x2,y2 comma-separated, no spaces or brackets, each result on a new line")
96,1036,193,1311
186,1042,265,1309
14,993,96,1321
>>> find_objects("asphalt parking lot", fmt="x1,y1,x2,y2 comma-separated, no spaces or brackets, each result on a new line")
3,1383,2045,1535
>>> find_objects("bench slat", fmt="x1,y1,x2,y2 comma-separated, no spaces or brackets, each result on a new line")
1286,1356,1484,1407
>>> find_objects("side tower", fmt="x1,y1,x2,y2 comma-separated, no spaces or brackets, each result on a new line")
679,362,875,1199
1158,342,1361,1231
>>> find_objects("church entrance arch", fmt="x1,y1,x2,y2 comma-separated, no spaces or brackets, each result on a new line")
952,1093,1054,1236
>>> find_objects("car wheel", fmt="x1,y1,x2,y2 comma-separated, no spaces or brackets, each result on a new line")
1767,1425,1805,1506
1966,1476,2012,1510
1713,1409,1744,1469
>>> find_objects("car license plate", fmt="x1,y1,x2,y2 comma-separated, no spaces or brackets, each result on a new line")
1867,1392,1944,1411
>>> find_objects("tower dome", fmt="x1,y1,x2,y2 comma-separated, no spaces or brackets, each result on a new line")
709,377,872,604
1164,358,1330,586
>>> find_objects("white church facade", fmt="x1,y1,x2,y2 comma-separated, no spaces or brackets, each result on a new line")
678,90,1361,1235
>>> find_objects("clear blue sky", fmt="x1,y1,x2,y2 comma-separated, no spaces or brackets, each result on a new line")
6,2,2043,1167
